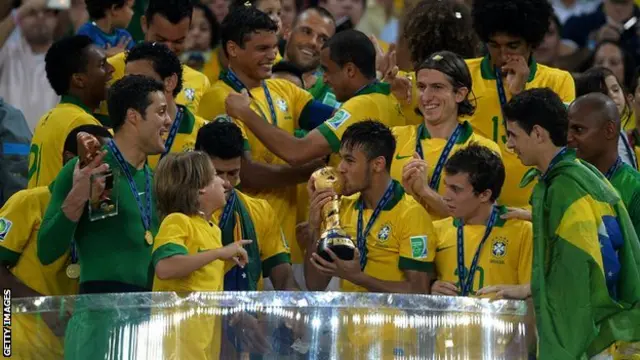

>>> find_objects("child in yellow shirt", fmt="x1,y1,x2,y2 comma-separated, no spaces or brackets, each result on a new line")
152,151,251,360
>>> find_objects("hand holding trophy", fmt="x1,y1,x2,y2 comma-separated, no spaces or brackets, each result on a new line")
77,132,119,221
311,167,356,262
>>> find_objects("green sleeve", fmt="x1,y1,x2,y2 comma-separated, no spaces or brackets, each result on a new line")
316,123,341,153
398,257,434,273
37,159,79,265
262,253,291,278
626,191,640,239
152,243,189,268
0,247,20,267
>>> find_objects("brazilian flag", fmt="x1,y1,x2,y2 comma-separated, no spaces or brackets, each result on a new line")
528,148,640,359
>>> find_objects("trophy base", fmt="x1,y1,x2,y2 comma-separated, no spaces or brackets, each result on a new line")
317,228,355,262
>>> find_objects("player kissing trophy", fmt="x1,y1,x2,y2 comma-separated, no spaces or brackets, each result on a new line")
77,131,119,221
313,167,355,261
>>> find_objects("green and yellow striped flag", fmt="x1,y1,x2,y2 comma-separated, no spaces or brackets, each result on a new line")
529,149,640,359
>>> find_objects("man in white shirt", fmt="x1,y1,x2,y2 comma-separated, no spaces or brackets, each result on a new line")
0,0,60,132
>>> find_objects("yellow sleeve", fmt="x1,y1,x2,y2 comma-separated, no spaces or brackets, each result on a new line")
556,71,576,104
0,191,37,264
315,99,363,152
398,203,438,273
151,213,191,268
196,87,227,122
254,199,291,278
517,221,533,284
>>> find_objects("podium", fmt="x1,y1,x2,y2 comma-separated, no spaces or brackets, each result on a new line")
9,291,534,359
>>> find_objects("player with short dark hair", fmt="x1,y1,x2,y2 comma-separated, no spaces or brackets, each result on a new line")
464,0,575,209
431,144,532,356
30,35,114,189
305,120,436,356
0,124,111,359
198,5,336,277
125,42,209,168
272,60,305,88
103,0,209,115
503,88,640,358
77,0,135,55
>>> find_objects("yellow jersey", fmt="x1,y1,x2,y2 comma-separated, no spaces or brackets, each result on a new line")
198,76,313,265
465,56,575,208
433,206,532,294
0,186,77,360
391,121,501,218
316,81,406,154
212,190,291,290
337,180,437,292
28,96,102,188
335,181,436,358
147,106,209,169
103,51,210,115
151,213,223,360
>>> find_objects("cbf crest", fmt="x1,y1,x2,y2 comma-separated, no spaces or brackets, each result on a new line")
276,98,288,112
491,237,508,259
377,223,392,243
183,88,196,102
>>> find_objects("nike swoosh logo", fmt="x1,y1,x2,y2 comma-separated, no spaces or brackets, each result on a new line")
436,245,455,252
395,154,412,160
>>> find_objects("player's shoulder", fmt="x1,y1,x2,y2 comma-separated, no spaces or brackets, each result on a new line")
468,132,501,154
433,216,455,232
396,190,430,220
194,114,209,128
533,63,573,87
107,51,126,66
464,57,484,72
237,190,274,215
265,78,306,97
183,64,209,85
1,187,47,213
161,212,193,228
392,124,418,142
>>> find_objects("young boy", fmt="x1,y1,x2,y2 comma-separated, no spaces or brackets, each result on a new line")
77,0,135,56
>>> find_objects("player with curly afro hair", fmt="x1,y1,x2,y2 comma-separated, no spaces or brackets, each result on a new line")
403,0,480,67
461,0,575,211
472,0,552,71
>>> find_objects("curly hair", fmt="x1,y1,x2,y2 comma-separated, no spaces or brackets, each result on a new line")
403,0,479,66
472,0,552,49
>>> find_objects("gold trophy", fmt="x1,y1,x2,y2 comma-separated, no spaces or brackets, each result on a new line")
77,132,119,221
312,167,355,262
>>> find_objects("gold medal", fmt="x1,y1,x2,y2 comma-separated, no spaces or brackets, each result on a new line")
145,230,153,245
66,264,80,279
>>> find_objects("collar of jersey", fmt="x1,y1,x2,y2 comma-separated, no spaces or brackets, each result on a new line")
353,179,405,211
452,205,507,228
418,120,473,144
60,95,93,114
219,69,264,93
177,104,196,134
354,81,391,96
480,55,538,82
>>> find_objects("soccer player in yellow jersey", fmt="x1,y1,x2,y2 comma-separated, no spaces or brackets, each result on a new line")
198,6,334,285
0,124,112,360
305,121,436,358
395,51,500,219
225,29,406,168
305,121,435,293
195,120,297,291
29,35,114,188
467,0,575,209
152,151,250,360
430,144,533,357
124,42,208,169
103,0,210,115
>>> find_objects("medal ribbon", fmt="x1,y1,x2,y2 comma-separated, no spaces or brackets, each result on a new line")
541,147,568,181
70,238,78,264
226,69,278,126
356,181,395,270
456,205,498,296
605,156,623,180
416,123,463,190
107,140,152,235
218,190,237,229
161,107,184,159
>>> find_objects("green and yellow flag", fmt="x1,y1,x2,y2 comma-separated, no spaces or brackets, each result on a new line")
528,148,640,359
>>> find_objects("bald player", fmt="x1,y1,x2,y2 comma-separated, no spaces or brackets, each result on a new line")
568,93,640,236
